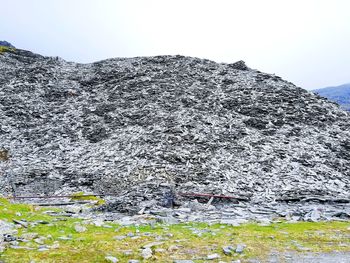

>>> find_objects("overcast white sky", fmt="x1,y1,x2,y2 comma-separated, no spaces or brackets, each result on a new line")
1,0,349,90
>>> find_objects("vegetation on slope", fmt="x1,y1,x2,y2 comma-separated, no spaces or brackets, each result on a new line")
1,198,350,262
0,46,14,54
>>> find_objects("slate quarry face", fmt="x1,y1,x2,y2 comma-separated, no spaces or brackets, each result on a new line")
0,49,349,204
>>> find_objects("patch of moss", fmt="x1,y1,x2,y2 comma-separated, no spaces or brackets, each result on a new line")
0,45,14,54
69,192,106,205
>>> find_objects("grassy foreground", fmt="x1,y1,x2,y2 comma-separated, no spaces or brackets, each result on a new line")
1,198,350,263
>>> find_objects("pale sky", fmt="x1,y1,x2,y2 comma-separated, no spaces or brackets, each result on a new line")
1,0,349,90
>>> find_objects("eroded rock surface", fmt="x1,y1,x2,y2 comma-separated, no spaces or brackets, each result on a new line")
0,49,350,212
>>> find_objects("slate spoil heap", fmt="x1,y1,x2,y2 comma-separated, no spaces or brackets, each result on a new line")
0,48,350,214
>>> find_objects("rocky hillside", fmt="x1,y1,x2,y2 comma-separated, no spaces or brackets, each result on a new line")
0,48,349,208
313,83,350,111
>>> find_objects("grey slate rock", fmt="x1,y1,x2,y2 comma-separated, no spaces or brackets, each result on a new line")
207,253,220,259
0,49,350,213
229,60,249,70
236,244,245,253
304,207,323,222
141,247,153,259
105,256,118,263
223,245,235,255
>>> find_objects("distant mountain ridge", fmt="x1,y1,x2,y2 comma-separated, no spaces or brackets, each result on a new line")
0,41,15,48
313,83,350,111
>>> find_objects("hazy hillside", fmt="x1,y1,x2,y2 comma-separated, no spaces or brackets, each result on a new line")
0,41,15,48
313,83,350,111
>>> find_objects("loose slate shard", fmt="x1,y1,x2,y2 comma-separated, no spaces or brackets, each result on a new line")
0,49,350,208
228,60,249,71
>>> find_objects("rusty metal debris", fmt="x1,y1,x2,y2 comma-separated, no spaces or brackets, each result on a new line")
6,191,250,202
0,149,9,161
178,192,249,201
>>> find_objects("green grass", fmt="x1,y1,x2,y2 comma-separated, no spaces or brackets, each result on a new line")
1,197,350,262
69,192,106,206
0,46,15,54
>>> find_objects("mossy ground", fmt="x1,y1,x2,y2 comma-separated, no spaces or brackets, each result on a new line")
1,197,349,262
69,192,106,206
0,46,14,54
